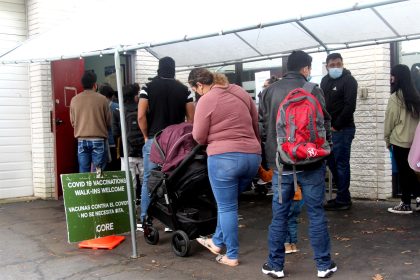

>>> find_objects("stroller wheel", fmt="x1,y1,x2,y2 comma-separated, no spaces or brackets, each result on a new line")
144,226,159,245
171,230,191,257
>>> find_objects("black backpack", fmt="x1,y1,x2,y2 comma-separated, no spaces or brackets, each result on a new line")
125,109,144,157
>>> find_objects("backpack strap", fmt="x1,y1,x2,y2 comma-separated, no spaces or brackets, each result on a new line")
275,153,283,203
302,81,316,94
292,166,298,195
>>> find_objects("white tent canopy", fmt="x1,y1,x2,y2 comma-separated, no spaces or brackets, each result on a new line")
1,0,419,67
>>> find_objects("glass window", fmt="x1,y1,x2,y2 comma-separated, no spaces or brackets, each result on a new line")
242,58,283,102
399,39,420,92
209,64,236,83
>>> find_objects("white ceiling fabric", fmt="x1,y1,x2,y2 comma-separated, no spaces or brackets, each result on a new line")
1,0,419,67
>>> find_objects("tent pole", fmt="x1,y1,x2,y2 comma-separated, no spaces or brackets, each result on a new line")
114,48,138,258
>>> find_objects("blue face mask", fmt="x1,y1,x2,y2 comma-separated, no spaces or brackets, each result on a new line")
306,75,312,81
328,68,343,79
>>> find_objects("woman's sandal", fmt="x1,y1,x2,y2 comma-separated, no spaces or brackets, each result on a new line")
196,236,221,255
215,254,239,267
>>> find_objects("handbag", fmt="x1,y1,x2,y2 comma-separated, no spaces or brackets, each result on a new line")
408,122,420,172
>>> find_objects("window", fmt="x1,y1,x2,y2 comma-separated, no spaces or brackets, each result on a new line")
399,39,420,92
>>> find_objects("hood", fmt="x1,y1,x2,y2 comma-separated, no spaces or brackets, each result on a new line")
157,56,175,78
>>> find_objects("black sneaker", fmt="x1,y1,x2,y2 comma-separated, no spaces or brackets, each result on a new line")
387,202,413,214
324,200,351,211
262,263,284,278
317,262,337,278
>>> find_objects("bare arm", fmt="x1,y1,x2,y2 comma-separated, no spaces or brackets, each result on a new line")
185,102,195,123
137,98,149,141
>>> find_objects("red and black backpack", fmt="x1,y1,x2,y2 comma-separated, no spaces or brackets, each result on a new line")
276,82,330,165
275,82,330,201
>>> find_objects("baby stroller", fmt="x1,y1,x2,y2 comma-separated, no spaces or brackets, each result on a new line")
143,123,217,257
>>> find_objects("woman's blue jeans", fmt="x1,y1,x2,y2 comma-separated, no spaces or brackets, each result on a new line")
267,163,332,271
208,152,261,259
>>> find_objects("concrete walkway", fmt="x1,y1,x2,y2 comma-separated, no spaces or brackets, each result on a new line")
1,194,419,280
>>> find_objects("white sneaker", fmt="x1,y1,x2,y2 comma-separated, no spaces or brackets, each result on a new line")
317,262,337,278
136,223,144,232
164,227,173,232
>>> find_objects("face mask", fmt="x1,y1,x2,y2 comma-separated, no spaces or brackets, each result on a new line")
328,68,343,79
306,75,312,81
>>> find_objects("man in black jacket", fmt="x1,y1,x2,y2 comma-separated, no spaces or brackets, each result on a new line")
260,51,336,279
321,53,358,211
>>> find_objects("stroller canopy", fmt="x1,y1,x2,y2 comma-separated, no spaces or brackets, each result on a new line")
150,123,197,173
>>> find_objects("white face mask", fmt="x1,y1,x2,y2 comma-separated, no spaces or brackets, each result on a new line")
328,68,343,79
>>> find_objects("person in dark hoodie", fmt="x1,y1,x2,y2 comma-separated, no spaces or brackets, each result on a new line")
321,53,358,211
137,56,195,230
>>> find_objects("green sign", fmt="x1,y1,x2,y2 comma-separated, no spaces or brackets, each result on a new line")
61,171,134,243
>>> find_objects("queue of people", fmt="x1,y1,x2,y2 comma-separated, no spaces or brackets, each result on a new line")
69,51,420,279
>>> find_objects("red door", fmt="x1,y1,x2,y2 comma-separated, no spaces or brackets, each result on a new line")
51,59,85,198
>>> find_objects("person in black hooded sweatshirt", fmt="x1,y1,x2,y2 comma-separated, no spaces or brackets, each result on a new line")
137,56,195,229
321,53,358,211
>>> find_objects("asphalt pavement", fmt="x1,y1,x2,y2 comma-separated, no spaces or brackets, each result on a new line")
1,193,419,280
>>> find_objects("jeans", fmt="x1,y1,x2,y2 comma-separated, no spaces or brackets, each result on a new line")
208,152,261,259
267,163,332,271
285,199,304,244
121,157,144,201
140,139,158,222
77,139,107,173
328,127,355,204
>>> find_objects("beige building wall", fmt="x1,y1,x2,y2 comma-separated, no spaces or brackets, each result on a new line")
339,45,392,200
0,0,32,199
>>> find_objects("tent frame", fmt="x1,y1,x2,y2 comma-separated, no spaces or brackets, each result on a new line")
1,0,413,68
